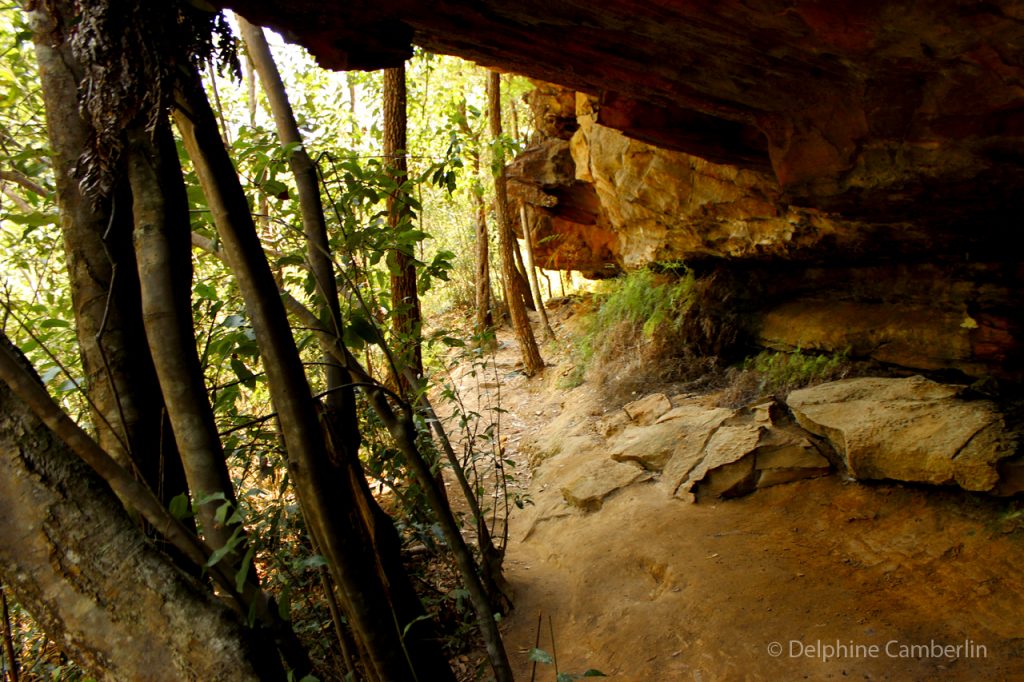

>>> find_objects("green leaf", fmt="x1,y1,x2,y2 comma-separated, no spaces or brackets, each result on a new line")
194,281,217,300
39,318,70,328
276,253,306,267
278,585,292,621
205,527,243,568
346,311,381,345
262,178,290,199
402,614,432,637
169,493,191,521
528,648,554,665
235,545,257,594
299,554,328,571
230,357,257,390
222,314,246,328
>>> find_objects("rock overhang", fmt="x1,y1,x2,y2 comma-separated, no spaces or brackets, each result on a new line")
216,0,1024,231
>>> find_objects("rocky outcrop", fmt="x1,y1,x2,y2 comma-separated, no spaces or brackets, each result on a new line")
788,376,1021,494
507,84,1024,380
223,0,1024,236
526,378,1021,512
213,1,1024,382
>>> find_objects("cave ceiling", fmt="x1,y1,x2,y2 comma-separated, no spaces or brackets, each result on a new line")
216,0,1024,229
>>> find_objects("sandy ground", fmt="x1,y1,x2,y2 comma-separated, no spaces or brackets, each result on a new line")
436,306,1024,682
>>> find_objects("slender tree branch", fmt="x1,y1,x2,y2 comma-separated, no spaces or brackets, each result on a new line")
0,170,48,198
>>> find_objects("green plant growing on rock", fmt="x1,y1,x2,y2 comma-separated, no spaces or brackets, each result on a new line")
742,348,850,397
561,266,709,392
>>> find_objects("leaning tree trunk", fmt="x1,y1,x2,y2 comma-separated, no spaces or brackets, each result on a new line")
173,65,455,682
237,17,362,476
0,334,280,682
488,71,544,375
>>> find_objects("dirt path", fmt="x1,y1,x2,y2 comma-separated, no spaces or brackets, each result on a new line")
438,309,1024,681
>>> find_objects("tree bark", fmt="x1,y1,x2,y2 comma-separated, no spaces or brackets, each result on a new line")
125,119,250,559
383,63,423,382
0,335,278,682
475,197,494,334
512,236,536,311
455,97,494,339
29,0,188,509
0,585,17,682
237,17,361,466
488,71,544,375
520,204,554,340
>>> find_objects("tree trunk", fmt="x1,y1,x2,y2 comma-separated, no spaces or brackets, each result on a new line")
125,119,250,560
173,66,455,682
475,197,494,335
0,585,18,682
0,335,278,682
456,96,494,339
512,236,536,311
488,71,544,375
30,0,188,511
520,204,554,340
237,17,361,466
383,63,423,382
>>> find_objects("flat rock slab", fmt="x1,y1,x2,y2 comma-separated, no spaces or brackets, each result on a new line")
622,393,673,425
788,376,1017,492
561,459,649,512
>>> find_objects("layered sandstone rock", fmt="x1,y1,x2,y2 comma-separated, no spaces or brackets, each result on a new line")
788,376,1021,493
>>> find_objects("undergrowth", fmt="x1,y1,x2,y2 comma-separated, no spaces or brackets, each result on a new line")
560,267,713,394
717,348,852,407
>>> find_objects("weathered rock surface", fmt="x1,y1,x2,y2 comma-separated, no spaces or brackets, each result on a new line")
509,87,1023,379
528,376,1020,510
621,393,672,425
788,376,1020,493
560,458,649,512
755,262,1024,379
673,400,832,502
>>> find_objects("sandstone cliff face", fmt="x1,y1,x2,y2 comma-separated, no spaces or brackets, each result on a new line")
222,0,1024,241
217,0,1024,379
508,83,1023,381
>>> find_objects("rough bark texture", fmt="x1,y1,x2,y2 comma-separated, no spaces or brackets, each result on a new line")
383,63,424,379
489,72,544,375
0,338,266,682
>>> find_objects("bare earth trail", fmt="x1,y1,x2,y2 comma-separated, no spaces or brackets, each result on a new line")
435,310,1024,682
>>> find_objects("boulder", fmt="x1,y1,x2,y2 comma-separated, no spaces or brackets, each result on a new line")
610,419,692,471
788,376,1018,493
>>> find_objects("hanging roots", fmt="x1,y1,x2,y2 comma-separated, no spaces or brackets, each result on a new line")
39,0,239,200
